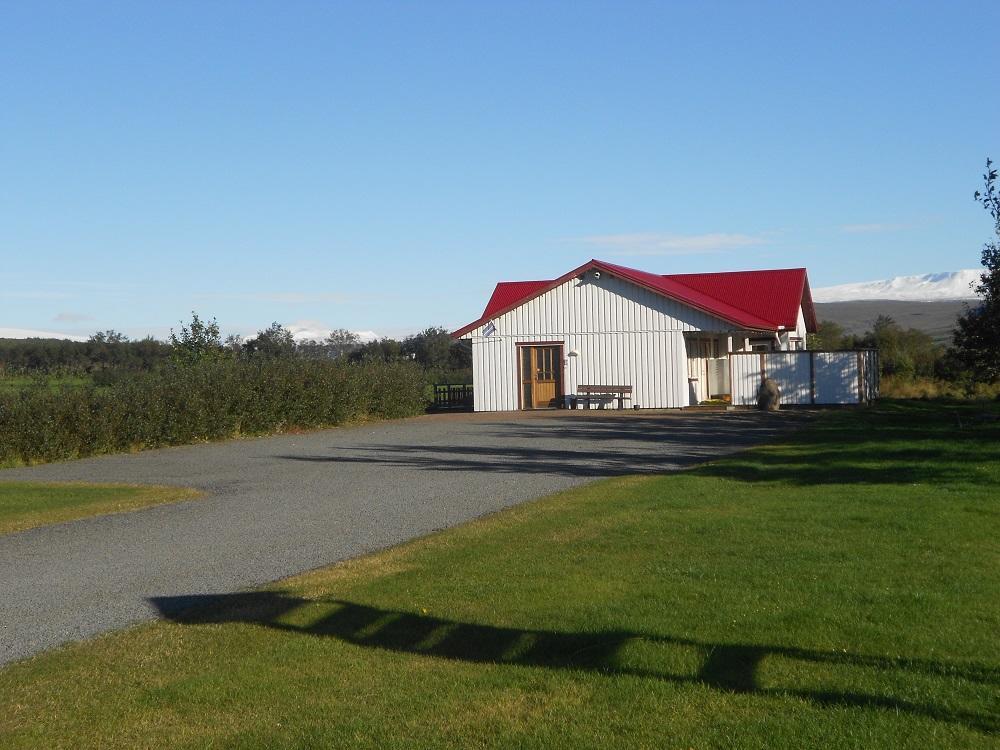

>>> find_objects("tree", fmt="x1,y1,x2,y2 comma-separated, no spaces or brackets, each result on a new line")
88,330,129,344
0,336,170,373
241,322,297,359
856,315,941,378
297,329,362,360
403,327,453,369
448,338,472,371
951,158,1000,382
169,312,224,364
224,334,244,357
350,337,404,363
807,320,848,350
324,329,361,359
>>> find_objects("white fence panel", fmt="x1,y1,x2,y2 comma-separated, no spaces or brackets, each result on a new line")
730,350,877,406
861,350,880,402
731,353,762,406
764,352,812,405
814,352,859,404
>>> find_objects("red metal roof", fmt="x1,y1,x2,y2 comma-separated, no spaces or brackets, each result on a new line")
662,268,817,333
452,259,817,338
482,280,550,319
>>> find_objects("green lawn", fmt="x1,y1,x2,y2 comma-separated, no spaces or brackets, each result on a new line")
1,401,997,748
0,482,201,535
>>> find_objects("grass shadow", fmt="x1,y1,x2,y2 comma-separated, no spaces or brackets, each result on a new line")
151,593,999,735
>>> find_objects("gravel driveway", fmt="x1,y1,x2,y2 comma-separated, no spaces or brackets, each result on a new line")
0,409,796,666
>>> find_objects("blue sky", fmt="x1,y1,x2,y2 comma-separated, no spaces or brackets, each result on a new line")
3,1,998,340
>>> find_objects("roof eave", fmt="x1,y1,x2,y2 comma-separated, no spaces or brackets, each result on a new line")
800,272,819,333
451,259,606,338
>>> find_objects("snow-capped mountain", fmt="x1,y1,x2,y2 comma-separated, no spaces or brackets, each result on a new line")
0,327,88,341
812,270,981,302
285,322,378,343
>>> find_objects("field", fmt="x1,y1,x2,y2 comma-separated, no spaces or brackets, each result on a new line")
0,401,997,748
0,374,93,392
814,300,971,345
0,482,201,535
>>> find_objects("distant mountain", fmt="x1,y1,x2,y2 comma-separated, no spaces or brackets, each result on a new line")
813,300,974,345
285,322,379,344
0,328,87,342
813,270,981,302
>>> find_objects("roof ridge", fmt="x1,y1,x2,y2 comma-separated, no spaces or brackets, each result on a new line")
663,267,806,277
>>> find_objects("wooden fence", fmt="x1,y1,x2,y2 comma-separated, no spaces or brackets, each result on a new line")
431,383,474,411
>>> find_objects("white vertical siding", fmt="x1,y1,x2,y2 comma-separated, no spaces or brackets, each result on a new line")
468,274,735,338
795,307,808,342
471,330,688,410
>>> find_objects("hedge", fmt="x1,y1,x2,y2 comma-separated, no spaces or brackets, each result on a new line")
0,359,429,466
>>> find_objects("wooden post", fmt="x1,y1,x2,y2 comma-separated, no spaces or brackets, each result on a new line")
809,351,816,405
729,355,735,406
857,351,865,404
874,350,881,400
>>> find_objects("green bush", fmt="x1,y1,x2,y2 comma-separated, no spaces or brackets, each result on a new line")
0,359,428,466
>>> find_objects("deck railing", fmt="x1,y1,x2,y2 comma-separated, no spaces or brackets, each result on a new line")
431,383,474,411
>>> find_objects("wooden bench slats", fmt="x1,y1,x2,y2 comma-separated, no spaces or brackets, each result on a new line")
577,385,632,394
572,385,633,410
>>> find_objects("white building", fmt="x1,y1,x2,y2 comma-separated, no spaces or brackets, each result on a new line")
452,259,822,411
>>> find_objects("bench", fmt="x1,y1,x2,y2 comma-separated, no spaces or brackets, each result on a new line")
571,385,633,410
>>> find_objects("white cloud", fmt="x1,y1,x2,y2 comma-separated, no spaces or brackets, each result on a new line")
53,311,94,322
574,232,769,256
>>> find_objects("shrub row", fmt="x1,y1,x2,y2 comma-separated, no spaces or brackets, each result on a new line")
0,359,429,465
880,375,1000,400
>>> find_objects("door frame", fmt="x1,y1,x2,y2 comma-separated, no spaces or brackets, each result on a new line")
515,341,565,410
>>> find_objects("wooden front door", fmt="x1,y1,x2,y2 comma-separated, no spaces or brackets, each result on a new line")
520,345,563,409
